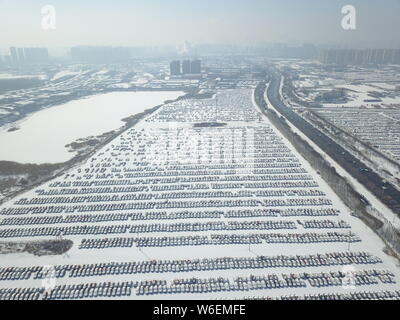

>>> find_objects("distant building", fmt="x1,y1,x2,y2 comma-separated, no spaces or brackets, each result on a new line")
170,59,202,75
71,46,133,63
170,60,181,75
319,48,400,65
17,48,25,64
71,46,113,63
23,48,49,63
190,60,201,74
3,55,11,66
182,60,191,74
112,47,131,61
267,43,317,59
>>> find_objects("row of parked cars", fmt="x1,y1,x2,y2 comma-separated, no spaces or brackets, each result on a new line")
0,251,382,282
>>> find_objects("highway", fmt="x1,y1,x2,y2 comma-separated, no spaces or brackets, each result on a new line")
260,70,400,215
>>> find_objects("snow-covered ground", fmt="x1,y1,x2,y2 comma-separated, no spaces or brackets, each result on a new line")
0,74,44,80
0,91,183,164
282,61,400,110
51,71,82,81
0,89,399,300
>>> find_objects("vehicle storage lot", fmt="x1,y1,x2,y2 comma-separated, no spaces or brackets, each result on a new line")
316,108,400,163
0,89,399,300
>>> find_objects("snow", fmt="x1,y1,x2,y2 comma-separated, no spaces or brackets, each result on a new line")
108,83,132,89
0,91,184,164
323,84,400,108
0,74,41,80
0,88,399,300
369,83,398,91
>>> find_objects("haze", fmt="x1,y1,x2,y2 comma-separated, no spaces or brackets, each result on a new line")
1,0,399,49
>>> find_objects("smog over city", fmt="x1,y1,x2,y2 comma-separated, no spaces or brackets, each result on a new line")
0,0,400,307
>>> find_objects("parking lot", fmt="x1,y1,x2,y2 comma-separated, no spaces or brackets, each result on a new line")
316,108,400,163
0,89,399,300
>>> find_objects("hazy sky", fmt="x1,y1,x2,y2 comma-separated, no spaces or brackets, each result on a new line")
0,0,399,48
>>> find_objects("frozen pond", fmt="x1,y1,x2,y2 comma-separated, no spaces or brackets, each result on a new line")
0,91,184,164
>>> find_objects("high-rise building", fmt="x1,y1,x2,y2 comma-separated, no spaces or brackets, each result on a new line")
384,49,395,64
71,46,112,63
23,48,49,63
319,49,400,65
3,55,11,66
170,60,181,75
374,49,384,64
170,59,201,75
182,60,191,74
190,60,201,74
112,47,131,61
71,46,134,63
10,47,18,65
24,48,32,63
17,48,25,64
355,50,364,65
394,49,400,64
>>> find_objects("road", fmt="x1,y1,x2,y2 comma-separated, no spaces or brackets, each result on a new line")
260,70,400,215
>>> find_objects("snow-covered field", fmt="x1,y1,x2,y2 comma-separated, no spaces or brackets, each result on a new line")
282,61,400,110
323,84,400,108
0,89,399,300
0,91,183,164
51,71,82,81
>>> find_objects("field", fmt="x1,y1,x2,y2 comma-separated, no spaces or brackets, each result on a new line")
276,60,400,110
0,91,183,164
